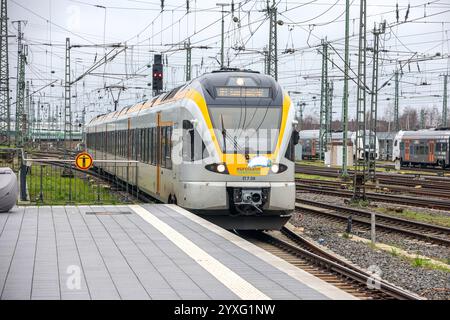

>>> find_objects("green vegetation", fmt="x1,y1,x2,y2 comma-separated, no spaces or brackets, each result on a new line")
390,248,399,257
410,256,450,273
26,164,126,205
342,232,352,239
374,207,450,228
295,173,338,181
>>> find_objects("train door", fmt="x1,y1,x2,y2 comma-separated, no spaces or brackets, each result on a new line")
156,112,174,198
428,140,435,163
404,140,410,161
311,139,316,158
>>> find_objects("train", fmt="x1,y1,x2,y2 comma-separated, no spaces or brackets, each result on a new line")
392,129,450,169
85,69,299,230
298,130,379,160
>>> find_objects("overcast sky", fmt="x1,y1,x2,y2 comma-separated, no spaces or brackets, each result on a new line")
6,0,450,127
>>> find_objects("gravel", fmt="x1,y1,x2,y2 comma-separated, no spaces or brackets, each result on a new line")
296,191,450,261
291,192,450,300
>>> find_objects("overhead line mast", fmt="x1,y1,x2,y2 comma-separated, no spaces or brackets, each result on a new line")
0,0,11,146
266,0,280,80
368,22,386,182
352,0,367,201
341,0,350,177
319,39,329,161
443,74,448,127
13,20,27,147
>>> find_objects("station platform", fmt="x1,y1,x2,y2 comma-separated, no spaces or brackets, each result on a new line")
0,204,356,300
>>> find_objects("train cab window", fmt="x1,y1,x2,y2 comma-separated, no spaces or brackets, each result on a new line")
285,130,299,161
394,140,398,147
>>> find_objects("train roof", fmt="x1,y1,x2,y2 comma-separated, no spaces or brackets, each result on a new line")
86,69,281,128
398,129,450,139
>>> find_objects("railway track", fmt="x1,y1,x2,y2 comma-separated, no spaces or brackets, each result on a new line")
296,164,450,184
239,226,422,300
296,183,450,211
377,163,449,174
296,177,450,199
295,198,450,246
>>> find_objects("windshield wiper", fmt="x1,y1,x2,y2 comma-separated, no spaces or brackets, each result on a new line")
220,114,227,152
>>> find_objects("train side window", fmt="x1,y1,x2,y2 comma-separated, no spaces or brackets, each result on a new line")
151,127,157,165
144,128,147,162
182,120,208,161
149,128,153,164
394,140,398,147
166,126,173,169
121,130,124,156
182,120,194,161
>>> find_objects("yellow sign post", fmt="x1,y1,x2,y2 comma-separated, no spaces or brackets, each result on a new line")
75,152,93,170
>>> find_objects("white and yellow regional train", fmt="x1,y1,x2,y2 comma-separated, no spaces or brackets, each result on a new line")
85,70,299,229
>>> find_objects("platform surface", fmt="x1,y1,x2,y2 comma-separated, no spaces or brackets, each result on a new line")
0,204,356,300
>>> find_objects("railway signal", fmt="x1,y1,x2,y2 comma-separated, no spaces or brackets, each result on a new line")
152,54,163,94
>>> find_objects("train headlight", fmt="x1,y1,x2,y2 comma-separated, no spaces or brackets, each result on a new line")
205,163,229,174
217,164,226,173
269,163,288,174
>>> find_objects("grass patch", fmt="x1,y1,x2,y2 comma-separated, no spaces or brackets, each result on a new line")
390,248,399,257
295,173,338,181
410,256,450,272
342,232,352,239
374,207,450,228
26,164,126,205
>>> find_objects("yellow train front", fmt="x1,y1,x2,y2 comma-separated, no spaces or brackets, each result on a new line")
85,70,298,230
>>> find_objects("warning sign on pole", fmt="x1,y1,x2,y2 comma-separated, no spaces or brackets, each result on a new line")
75,152,93,170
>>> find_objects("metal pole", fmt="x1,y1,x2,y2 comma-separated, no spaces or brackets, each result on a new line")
443,74,448,127
341,0,350,177
0,0,11,146
352,0,367,201
185,39,191,81
64,37,72,154
319,39,328,161
394,70,399,132
267,0,278,80
62,37,73,178
13,20,26,147
219,4,225,69
368,22,384,181
327,80,333,145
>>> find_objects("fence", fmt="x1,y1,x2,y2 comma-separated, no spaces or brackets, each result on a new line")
19,156,141,205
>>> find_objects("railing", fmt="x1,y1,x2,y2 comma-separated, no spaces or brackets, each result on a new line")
19,154,141,205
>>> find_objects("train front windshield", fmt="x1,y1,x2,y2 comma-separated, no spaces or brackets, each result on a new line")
208,105,282,155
